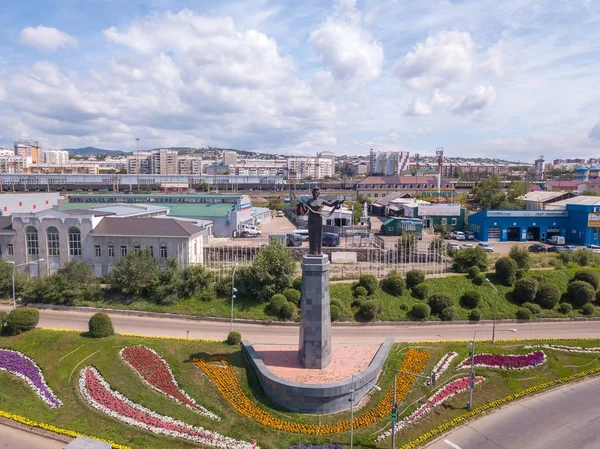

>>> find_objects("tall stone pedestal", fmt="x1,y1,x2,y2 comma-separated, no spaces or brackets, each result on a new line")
298,254,332,369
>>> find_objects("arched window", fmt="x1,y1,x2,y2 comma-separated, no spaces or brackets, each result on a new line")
69,227,82,256
26,226,39,256
133,242,141,252
47,226,60,256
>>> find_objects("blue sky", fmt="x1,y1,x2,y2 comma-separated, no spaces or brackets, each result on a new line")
0,0,599,160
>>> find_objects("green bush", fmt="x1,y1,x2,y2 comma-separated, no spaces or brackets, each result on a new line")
572,270,600,290
270,294,288,315
411,284,429,300
515,308,532,320
406,270,426,288
473,274,485,286
292,276,302,291
513,278,538,304
581,303,595,316
461,290,481,308
226,331,242,345
440,306,456,321
468,266,480,279
5,308,40,335
522,302,542,315
359,300,381,321
330,304,341,321
508,245,531,271
198,288,217,302
88,313,114,338
453,247,488,272
358,275,379,295
215,276,232,298
399,303,409,312
245,243,296,302
535,283,561,309
428,293,454,314
0,311,7,328
557,302,573,314
380,271,406,296
280,302,297,321
354,286,368,297
567,281,595,306
411,303,431,319
495,257,518,286
283,288,301,306
330,298,343,309
469,309,481,321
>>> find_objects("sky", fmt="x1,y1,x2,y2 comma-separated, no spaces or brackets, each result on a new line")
0,0,599,161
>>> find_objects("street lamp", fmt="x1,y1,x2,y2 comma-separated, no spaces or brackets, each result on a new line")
485,278,499,344
230,263,239,333
466,328,517,410
350,374,381,449
9,259,44,309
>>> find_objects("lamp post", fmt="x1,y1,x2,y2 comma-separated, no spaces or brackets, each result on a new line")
467,328,517,410
485,278,499,344
350,374,381,449
230,263,239,333
9,259,44,309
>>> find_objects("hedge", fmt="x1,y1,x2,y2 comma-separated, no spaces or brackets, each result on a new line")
88,313,114,338
5,308,40,335
226,331,242,345
535,283,561,309
270,294,288,315
380,271,406,296
406,270,426,288
461,290,481,309
411,303,431,319
567,281,595,306
513,278,538,304
283,288,301,306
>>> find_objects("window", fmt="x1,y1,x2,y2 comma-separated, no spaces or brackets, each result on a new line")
160,244,167,259
69,227,82,256
26,226,39,256
121,245,127,256
147,246,154,257
95,245,101,257
194,242,197,256
452,218,458,225
7,244,13,256
442,218,448,225
47,226,60,256
108,244,114,257
133,242,140,252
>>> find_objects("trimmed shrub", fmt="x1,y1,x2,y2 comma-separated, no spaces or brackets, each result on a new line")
380,271,406,296
513,278,538,304
581,303,595,316
535,283,561,309
411,284,429,300
330,304,341,322
495,257,518,286
330,298,343,309
280,302,297,321
557,302,572,314
270,294,288,315
5,308,40,335
399,303,409,312
515,308,532,320
406,270,426,288
411,303,431,319
473,274,485,286
358,275,378,295
283,288,301,306
572,270,600,290
292,276,302,291
522,302,541,315
226,331,242,346
428,293,454,314
440,307,456,321
354,286,368,297
88,313,114,338
461,290,481,309
0,311,7,329
359,300,381,321
453,247,488,273
567,281,595,306
468,266,480,279
469,309,481,321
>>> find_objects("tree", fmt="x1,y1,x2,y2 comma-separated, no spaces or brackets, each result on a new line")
507,181,529,201
0,260,29,299
110,249,160,297
349,201,363,225
508,245,531,271
472,176,505,210
245,242,296,302
453,247,488,272
495,257,518,286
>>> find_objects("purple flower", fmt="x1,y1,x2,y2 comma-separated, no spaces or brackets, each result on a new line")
456,351,546,371
289,444,343,449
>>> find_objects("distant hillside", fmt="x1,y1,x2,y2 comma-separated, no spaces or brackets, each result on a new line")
65,147,130,156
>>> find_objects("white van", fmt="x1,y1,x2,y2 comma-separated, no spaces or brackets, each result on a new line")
548,235,565,245
293,229,309,241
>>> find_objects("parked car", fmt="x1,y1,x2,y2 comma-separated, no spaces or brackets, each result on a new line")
547,235,565,245
466,231,476,240
276,210,284,217
292,229,309,241
528,244,547,253
586,244,600,253
460,243,474,249
242,227,261,237
563,245,578,251
554,246,569,252
455,231,466,241
322,232,340,247
446,242,460,251
446,231,456,239
478,243,494,252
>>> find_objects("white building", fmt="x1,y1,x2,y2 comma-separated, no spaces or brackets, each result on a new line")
287,157,334,180
178,155,203,175
0,193,61,215
43,150,70,165
223,150,238,165
369,150,410,176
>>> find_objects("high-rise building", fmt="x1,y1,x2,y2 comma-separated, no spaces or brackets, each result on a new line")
368,150,410,176
14,140,42,164
534,155,545,181
127,152,152,174
178,155,203,175
317,151,336,169
43,150,69,165
223,150,238,166
287,157,334,180
151,149,178,175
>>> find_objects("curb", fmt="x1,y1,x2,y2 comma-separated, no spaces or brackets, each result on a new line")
0,415,71,444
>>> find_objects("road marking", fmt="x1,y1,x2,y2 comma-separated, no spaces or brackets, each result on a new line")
443,439,462,449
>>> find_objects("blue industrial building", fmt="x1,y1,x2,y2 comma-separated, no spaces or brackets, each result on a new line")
469,201,600,245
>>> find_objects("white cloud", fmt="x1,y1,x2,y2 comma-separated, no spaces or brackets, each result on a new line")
404,98,432,116
415,127,433,135
589,122,600,140
394,31,474,90
451,86,497,115
404,89,454,116
309,0,383,83
19,26,78,53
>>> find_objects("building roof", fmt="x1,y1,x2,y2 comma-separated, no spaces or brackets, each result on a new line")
89,204,169,217
91,217,205,237
575,165,590,172
59,201,235,218
519,191,573,203
548,196,600,207
546,180,584,188
372,192,415,206
358,175,448,185
0,216,13,234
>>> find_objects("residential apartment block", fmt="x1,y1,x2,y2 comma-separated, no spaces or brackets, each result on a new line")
368,150,410,176
287,156,334,180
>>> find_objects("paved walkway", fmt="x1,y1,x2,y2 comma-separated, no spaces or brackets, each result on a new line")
0,423,65,449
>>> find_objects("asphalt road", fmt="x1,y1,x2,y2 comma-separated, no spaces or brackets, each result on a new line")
0,424,64,449
1,305,598,344
426,375,600,449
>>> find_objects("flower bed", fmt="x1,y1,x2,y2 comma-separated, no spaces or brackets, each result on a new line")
78,366,254,449
0,349,62,408
425,352,457,386
289,444,343,449
525,344,600,354
377,376,485,441
194,348,430,435
456,351,546,370
120,346,219,420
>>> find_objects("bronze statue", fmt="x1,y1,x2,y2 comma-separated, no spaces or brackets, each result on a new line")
304,187,342,256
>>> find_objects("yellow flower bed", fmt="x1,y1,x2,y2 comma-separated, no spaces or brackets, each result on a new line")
0,410,131,449
194,348,429,434
38,327,220,343
400,365,600,449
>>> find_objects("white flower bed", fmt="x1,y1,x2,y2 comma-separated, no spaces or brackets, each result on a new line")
525,344,600,354
424,352,457,385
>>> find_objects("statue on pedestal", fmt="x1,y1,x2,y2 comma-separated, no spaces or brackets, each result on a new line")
301,187,343,255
